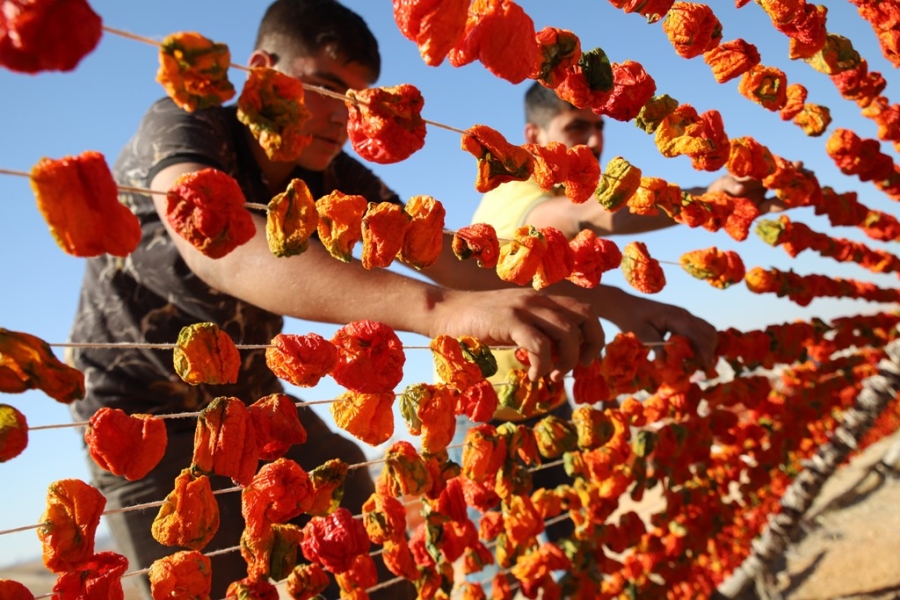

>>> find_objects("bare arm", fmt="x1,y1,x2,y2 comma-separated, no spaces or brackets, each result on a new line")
151,163,604,379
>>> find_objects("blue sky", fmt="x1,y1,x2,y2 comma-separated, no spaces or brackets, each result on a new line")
0,0,897,569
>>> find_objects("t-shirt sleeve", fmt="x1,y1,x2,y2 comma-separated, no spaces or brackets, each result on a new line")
127,98,236,186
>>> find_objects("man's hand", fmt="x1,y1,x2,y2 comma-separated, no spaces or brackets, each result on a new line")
428,287,605,382
705,172,787,215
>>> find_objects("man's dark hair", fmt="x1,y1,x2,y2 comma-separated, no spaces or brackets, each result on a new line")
524,82,577,128
255,0,380,79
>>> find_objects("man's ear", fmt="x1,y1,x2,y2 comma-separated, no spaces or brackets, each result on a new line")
247,49,275,69
524,122,542,144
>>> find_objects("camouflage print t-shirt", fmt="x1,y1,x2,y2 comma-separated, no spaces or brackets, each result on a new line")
68,98,400,431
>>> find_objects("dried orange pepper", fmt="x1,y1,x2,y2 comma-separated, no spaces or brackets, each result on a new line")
662,2,722,59
431,335,486,391
238,66,312,162
346,84,427,164
0,579,34,600
361,201,410,269
793,104,832,137
533,226,574,290
622,241,666,294
316,190,368,262
52,551,128,600
165,168,256,259
460,425,507,485
248,393,307,461
399,383,456,453
331,390,396,446
806,33,861,75
680,247,746,289
148,550,212,600
452,223,500,269
362,492,408,544
285,563,330,600
265,332,337,388
382,539,419,580
301,507,371,574
779,83,808,120
495,225,546,287
156,32,234,112
308,458,349,517
609,0,675,22
654,103,708,158
30,150,141,258
0,404,28,462
563,145,601,203
331,320,405,394
152,469,220,551
448,0,543,84
377,441,433,497
726,136,775,180
738,64,788,111
0,0,101,73
392,0,469,66
266,178,319,257
461,125,534,193
38,479,106,573
85,407,167,481
533,415,577,459
595,156,642,211
242,458,313,532
703,38,760,83
534,27,582,89
634,93,679,133
571,405,614,450
240,522,304,582
335,553,378,598
192,396,258,486
173,322,240,386
524,141,569,191
225,577,279,600
399,194,445,269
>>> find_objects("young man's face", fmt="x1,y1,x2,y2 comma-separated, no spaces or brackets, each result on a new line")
282,49,376,171
527,106,605,160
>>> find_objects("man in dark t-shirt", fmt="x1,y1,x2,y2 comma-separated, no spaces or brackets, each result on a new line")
67,1,606,598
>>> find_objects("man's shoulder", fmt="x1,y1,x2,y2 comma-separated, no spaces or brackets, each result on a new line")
472,179,551,231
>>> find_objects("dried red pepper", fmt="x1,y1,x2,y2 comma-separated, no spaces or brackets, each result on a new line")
0,404,28,462
534,27,582,89
562,144,601,203
662,2,722,58
399,194,445,269
316,190,368,262
242,458,313,532
392,0,469,66
346,84,427,164
165,168,256,259
30,150,141,257
452,223,500,269
331,390,396,446
461,125,534,193
53,551,128,600
0,0,102,73
331,320,405,394
0,579,34,600
448,0,543,84
148,550,212,600
621,241,666,293
266,178,319,257
85,407,167,481
361,201,410,269
192,396,258,486
38,479,106,572
248,393,307,461
265,332,338,388
237,66,312,161
156,32,235,112
703,38,761,83
533,226,574,290
596,60,657,122
173,322,240,386
300,507,370,574
151,468,220,551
